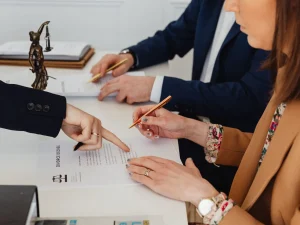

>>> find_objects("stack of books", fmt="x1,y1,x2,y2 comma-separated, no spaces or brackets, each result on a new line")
0,41,94,68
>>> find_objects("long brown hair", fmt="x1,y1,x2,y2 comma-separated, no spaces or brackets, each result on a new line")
263,0,300,103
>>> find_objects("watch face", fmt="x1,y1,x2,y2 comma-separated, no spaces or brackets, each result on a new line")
199,199,215,216
122,49,130,54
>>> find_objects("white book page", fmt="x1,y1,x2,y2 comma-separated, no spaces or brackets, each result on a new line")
0,41,89,57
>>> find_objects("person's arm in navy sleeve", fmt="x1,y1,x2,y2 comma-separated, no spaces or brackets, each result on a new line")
160,50,272,126
0,81,66,137
128,0,201,69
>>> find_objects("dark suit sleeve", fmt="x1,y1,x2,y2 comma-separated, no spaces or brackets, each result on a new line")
160,50,272,123
0,81,66,137
128,0,201,69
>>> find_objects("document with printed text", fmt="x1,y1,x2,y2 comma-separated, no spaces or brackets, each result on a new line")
36,138,181,190
2,70,144,97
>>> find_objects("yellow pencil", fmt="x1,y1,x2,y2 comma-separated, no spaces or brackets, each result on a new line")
88,58,128,83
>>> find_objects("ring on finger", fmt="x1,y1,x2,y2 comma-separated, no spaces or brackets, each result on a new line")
144,169,151,177
92,132,100,137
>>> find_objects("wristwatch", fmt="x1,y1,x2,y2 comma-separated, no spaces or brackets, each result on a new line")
197,198,217,218
196,192,227,218
119,49,138,69
120,49,131,54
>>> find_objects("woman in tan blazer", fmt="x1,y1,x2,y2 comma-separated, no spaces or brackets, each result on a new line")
125,0,300,224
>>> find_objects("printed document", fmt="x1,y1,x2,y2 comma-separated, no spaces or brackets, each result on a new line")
1,70,144,97
36,138,181,190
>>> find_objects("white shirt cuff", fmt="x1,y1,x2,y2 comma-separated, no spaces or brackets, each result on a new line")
150,76,164,103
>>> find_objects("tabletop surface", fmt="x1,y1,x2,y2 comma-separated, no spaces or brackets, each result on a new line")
0,51,188,225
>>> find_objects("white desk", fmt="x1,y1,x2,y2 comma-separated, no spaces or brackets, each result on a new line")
0,51,188,225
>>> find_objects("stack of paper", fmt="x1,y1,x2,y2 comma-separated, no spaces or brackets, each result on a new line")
0,41,91,61
1,70,145,97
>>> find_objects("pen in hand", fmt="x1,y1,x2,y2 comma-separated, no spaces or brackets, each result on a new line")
73,129,130,152
74,142,84,151
129,95,172,129
73,131,100,151
62,106,130,152
88,58,128,83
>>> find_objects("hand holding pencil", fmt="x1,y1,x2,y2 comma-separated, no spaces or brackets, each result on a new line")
131,96,197,140
90,53,135,82
129,96,172,128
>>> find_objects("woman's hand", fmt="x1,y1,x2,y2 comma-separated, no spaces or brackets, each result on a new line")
62,104,130,152
132,105,191,139
132,105,209,146
127,157,219,206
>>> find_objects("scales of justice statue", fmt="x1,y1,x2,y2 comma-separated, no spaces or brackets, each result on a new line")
28,21,54,91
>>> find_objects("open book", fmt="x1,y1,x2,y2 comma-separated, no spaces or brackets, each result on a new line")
0,41,91,61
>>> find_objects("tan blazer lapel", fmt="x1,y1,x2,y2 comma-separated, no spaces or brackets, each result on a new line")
242,101,300,210
229,98,276,205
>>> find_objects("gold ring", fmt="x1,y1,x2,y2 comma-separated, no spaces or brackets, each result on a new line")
144,169,151,177
92,132,100,137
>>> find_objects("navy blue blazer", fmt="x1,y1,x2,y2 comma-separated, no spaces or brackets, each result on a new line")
0,81,66,137
129,0,272,132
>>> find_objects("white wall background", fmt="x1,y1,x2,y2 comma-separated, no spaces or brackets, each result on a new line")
0,0,193,79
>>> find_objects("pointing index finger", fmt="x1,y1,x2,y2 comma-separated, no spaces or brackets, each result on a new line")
101,127,130,152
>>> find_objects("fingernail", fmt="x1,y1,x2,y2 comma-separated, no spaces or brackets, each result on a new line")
142,117,148,123
147,132,152,137
188,158,193,161
154,135,159,139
